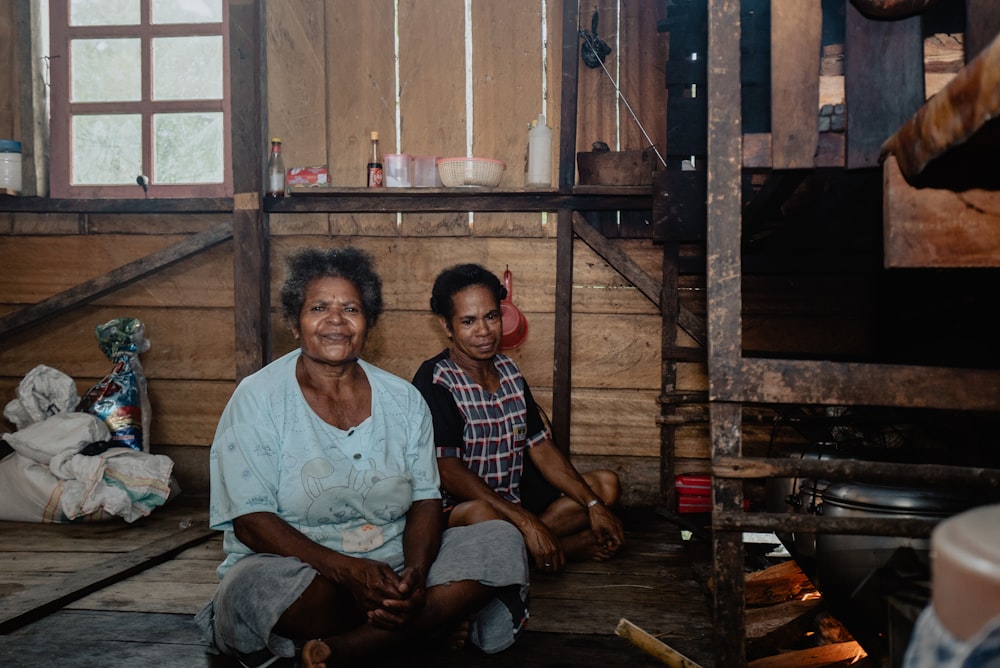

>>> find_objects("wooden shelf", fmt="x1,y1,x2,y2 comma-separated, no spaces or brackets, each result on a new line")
265,186,653,214
0,196,234,214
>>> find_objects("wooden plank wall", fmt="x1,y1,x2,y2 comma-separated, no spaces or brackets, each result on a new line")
0,1,16,142
0,2,675,505
262,0,673,503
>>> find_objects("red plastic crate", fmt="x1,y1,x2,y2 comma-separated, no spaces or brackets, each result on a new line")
678,494,712,513
674,474,711,497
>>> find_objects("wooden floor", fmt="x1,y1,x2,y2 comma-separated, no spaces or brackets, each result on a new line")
0,497,716,668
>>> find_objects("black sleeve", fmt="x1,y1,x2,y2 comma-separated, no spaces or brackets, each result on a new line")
522,379,548,440
412,358,467,458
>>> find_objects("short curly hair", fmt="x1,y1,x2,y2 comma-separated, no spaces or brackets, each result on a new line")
280,247,384,328
429,263,506,321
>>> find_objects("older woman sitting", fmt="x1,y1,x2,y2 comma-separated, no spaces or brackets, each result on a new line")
195,248,528,668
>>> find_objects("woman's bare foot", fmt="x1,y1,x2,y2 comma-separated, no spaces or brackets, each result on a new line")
446,618,472,650
301,638,333,668
562,530,620,562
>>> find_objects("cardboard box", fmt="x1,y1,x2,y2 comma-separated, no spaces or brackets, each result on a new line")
287,165,329,187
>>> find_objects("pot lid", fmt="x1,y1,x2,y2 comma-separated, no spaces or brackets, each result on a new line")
822,481,978,514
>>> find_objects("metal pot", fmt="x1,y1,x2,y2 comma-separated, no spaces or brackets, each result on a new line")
815,481,977,598
764,442,845,558
500,266,528,350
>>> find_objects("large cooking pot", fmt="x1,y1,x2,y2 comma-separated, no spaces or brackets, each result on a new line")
764,442,847,559
815,481,978,599
499,266,528,350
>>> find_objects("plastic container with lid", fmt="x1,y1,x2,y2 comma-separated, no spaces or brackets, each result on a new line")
930,503,1000,641
384,153,412,187
0,140,22,195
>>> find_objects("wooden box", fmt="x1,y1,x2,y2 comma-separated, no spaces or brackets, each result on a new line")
577,149,656,186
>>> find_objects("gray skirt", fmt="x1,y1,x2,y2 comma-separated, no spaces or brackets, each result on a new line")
194,519,529,662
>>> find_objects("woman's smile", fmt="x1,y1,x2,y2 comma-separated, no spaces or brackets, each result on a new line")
295,276,368,366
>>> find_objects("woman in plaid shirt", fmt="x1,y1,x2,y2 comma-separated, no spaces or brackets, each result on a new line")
413,263,624,574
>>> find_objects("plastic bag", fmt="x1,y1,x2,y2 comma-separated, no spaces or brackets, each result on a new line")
77,318,152,452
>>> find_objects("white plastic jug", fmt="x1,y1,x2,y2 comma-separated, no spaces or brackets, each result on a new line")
526,114,552,188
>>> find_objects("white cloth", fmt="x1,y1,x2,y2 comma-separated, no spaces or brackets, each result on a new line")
3,364,80,430
49,447,174,523
207,350,440,578
904,604,1000,667
2,412,109,465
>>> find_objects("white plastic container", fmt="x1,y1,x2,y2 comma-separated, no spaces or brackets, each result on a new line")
384,153,412,187
0,140,22,195
526,114,552,188
412,155,441,187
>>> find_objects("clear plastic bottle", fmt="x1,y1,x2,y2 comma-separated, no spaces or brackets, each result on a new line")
367,131,384,187
526,114,552,187
265,138,285,198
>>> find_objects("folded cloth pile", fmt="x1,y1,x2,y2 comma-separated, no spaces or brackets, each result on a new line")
0,365,175,523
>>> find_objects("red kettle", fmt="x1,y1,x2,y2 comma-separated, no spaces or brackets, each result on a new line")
500,266,528,350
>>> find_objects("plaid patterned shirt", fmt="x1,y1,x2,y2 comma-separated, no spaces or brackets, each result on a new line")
412,350,548,506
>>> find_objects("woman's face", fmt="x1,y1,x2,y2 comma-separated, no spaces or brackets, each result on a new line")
443,284,502,364
294,276,368,367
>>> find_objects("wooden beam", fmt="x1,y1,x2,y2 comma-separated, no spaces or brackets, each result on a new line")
770,0,821,169
714,456,1000,488
0,222,233,339
714,511,939,538
0,525,215,634
845,2,924,168
552,206,573,455
233,193,270,381
573,212,663,304
558,0,580,193
572,211,707,346
727,358,1000,411
706,0,746,663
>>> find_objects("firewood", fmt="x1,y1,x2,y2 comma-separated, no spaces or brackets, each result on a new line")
747,641,867,667
745,559,818,606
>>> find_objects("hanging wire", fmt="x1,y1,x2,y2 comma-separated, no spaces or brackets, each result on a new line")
579,26,667,168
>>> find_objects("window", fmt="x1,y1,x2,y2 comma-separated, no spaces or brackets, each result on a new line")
49,0,231,198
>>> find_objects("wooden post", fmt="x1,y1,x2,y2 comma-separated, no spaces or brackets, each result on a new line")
233,192,270,381
707,0,746,665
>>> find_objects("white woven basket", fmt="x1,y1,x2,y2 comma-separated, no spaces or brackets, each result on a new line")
435,157,506,188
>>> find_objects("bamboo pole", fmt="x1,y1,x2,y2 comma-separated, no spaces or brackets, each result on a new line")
614,618,703,668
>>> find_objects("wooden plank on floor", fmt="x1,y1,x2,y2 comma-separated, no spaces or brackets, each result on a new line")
0,609,689,668
0,524,214,633
67,580,220,615
0,610,219,668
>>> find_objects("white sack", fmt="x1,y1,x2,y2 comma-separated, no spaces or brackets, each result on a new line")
0,453,68,522
3,364,80,430
1,412,109,466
